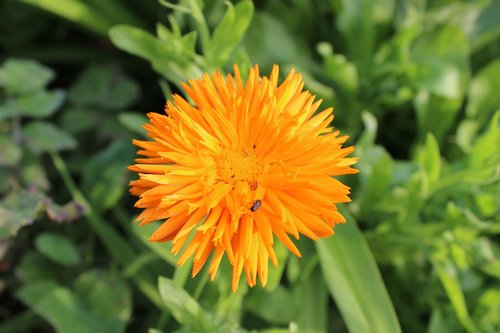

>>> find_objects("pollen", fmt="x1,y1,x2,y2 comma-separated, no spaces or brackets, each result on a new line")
216,148,263,185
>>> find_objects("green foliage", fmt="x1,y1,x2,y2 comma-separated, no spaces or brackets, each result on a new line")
0,59,54,95
23,122,77,154
158,277,218,332
204,1,254,68
317,217,401,333
109,0,255,85
0,189,45,239
18,0,145,36
0,57,165,333
1,1,500,333
81,140,135,212
68,64,140,111
35,232,81,266
17,271,131,333
0,59,82,240
118,112,148,137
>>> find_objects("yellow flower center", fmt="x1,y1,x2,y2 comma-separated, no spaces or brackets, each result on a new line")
217,148,262,186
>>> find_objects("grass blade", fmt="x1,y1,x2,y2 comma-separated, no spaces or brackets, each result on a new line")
316,213,401,333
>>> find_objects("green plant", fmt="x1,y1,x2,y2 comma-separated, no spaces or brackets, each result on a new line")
1,0,499,332
0,59,81,238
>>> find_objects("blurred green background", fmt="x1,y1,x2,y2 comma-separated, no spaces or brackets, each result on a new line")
0,0,499,332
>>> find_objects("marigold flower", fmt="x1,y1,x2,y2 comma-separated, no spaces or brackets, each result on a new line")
129,65,358,292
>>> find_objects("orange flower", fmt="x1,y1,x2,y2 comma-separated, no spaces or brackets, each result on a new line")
129,65,358,292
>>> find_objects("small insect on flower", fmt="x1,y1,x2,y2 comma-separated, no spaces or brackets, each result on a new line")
129,64,358,292
250,200,262,212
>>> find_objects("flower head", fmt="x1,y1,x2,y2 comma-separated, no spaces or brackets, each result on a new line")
129,65,358,292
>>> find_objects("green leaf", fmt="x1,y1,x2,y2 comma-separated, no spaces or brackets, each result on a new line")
243,12,308,69
123,252,160,278
210,277,246,329
298,67,336,102
0,168,9,193
0,59,54,94
131,221,178,266
59,107,97,133
473,288,500,333
85,0,145,29
109,25,169,62
410,24,469,142
356,112,378,152
293,267,328,333
17,281,94,333
149,329,164,333
0,104,13,121
429,308,461,333
415,133,441,188
35,232,81,266
82,140,134,211
245,286,297,324
173,258,193,287
11,89,65,118
205,1,254,68
118,112,148,137
456,119,479,153
411,24,469,93
412,62,462,99
0,135,22,166
22,121,77,154
17,252,66,282
17,280,59,304
336,0,394,70
158,276,215,331
432,256,480,333
265,242,289,291
21,164,50,190
109,25,202,84
336,0,376,69
317,42,358,94
68,64,139,110
155,21,197,59
19,0,114,36
469,111,500,168
17,280,126,333
469,0,500,51
355,145,394,219
481,261,500,278
75,270,132,325
316,215,401,333
181,31,198,56
473,192,498,219
413,91,463,143
0,189,45,239
466,60,500,127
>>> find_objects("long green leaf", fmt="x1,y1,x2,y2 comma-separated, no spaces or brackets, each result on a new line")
85,0,145,28
19,0,112,35
109,25,202,84
316,214,401,333
294,267,327,333
205,1,254,68
432,258,480,333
